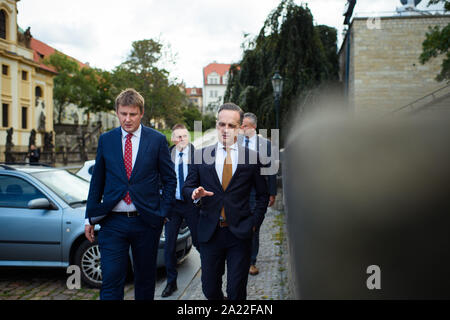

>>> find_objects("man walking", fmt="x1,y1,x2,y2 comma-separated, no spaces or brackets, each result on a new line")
183,103,269,300
240,112,277,276
161,124,199,298
84,88,176,300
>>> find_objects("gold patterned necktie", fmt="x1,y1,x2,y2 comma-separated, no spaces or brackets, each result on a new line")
221,147,232,222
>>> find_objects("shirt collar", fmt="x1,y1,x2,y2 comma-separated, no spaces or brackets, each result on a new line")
246,134,257,144
218,140,238,151
177,145,190,155
121,124,142,140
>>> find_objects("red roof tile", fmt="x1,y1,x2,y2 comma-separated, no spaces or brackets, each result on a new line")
30,38,88,74
185,87,203,96
203,63,231,85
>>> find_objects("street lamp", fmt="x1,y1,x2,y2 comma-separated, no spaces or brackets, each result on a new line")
271,72,283,129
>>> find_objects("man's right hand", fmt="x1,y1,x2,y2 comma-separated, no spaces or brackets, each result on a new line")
85,225,95,243
192,186,214,200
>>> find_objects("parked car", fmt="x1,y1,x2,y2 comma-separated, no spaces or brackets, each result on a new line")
75,160,95,181
0,163,192,288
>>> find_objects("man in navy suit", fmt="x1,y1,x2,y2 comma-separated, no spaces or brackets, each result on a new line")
161,123,199,298
183,103,269,300
84,88,176,300
240,112,278,276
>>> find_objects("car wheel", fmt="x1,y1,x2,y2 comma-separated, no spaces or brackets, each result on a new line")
74,239,102,288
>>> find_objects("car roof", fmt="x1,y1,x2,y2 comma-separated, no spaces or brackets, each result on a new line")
0,164,60,174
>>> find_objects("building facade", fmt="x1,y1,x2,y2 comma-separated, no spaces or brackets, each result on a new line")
0,0,54,159
185,87,203,112
202,62,231,113
339,13,450,116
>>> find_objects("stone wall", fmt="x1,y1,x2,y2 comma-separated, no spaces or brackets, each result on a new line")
344,15,449,116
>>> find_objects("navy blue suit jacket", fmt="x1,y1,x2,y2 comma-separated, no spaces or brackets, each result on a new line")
85,125,177,228
239,134,278,196
182,144,269,242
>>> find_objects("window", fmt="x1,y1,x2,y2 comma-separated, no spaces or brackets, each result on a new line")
35,86,43,98
2,64,8,76
21,106,28,129
0,175,46,208
2,103,8,127
0,10,6,40
191,88,197,95
207,72,219,85
223,72,229,85
22,70,28,81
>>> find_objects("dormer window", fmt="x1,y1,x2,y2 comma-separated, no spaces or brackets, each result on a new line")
207,72,220,85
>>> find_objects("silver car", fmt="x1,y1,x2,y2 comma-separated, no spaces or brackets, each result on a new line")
0,164,192,288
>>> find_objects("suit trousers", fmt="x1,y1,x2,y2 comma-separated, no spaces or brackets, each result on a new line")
249,188,260,265
164,200,199,284
200,226,252,300
98,213,162,300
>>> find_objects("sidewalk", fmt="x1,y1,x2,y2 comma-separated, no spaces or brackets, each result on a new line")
177,207,291,300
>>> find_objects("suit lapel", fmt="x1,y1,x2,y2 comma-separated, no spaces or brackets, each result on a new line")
113,127,128,181
130,125,150,181
225,145,246,190
205,146,222,188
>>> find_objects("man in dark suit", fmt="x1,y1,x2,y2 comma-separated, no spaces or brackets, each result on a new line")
183,103,269,300
161,123,199,298
240,112,278,276
84,88,176,300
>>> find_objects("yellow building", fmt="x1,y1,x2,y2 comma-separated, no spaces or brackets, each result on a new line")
0,0,54,159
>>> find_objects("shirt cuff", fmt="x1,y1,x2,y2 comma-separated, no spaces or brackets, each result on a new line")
85,218,91,226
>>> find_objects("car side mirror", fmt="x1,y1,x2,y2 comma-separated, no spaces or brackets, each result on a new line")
28,198,57,210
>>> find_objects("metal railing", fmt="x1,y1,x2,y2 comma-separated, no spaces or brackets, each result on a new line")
384,83,450,116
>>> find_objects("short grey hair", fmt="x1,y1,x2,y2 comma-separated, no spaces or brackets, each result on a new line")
243,112,257,127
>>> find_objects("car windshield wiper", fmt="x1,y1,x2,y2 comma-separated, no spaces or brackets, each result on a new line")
69,200,87,206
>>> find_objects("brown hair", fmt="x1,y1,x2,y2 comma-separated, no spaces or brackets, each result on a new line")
115,88,145,113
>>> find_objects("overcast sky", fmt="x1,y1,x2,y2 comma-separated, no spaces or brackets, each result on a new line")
17,0,445,88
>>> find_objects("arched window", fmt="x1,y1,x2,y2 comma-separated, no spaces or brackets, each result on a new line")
0,10,7,40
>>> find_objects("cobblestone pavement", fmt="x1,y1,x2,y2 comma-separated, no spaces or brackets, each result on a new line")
0,208,290,300
178,208,290,300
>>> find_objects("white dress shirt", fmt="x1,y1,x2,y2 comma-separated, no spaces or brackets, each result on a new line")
175,145,189,200
215,141,238,183
242,134,257,152
192,141,239,203
85,125,142,225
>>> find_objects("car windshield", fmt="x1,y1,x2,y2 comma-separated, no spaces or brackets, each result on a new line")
31,170,89,206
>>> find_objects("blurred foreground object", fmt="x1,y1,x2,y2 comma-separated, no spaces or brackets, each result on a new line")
284,113,450,299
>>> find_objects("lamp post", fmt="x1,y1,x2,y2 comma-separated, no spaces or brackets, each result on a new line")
271,72,283,129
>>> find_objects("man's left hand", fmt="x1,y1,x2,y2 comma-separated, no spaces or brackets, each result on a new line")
268,195,276,207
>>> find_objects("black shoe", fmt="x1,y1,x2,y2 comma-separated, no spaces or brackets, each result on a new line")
161,282,177,298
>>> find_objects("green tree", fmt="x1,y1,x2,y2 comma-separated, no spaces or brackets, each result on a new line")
112,39,186,128
45,53,114,124
224,0,339,136
420,0,450,81
182,104,202,131
44,52,80,124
